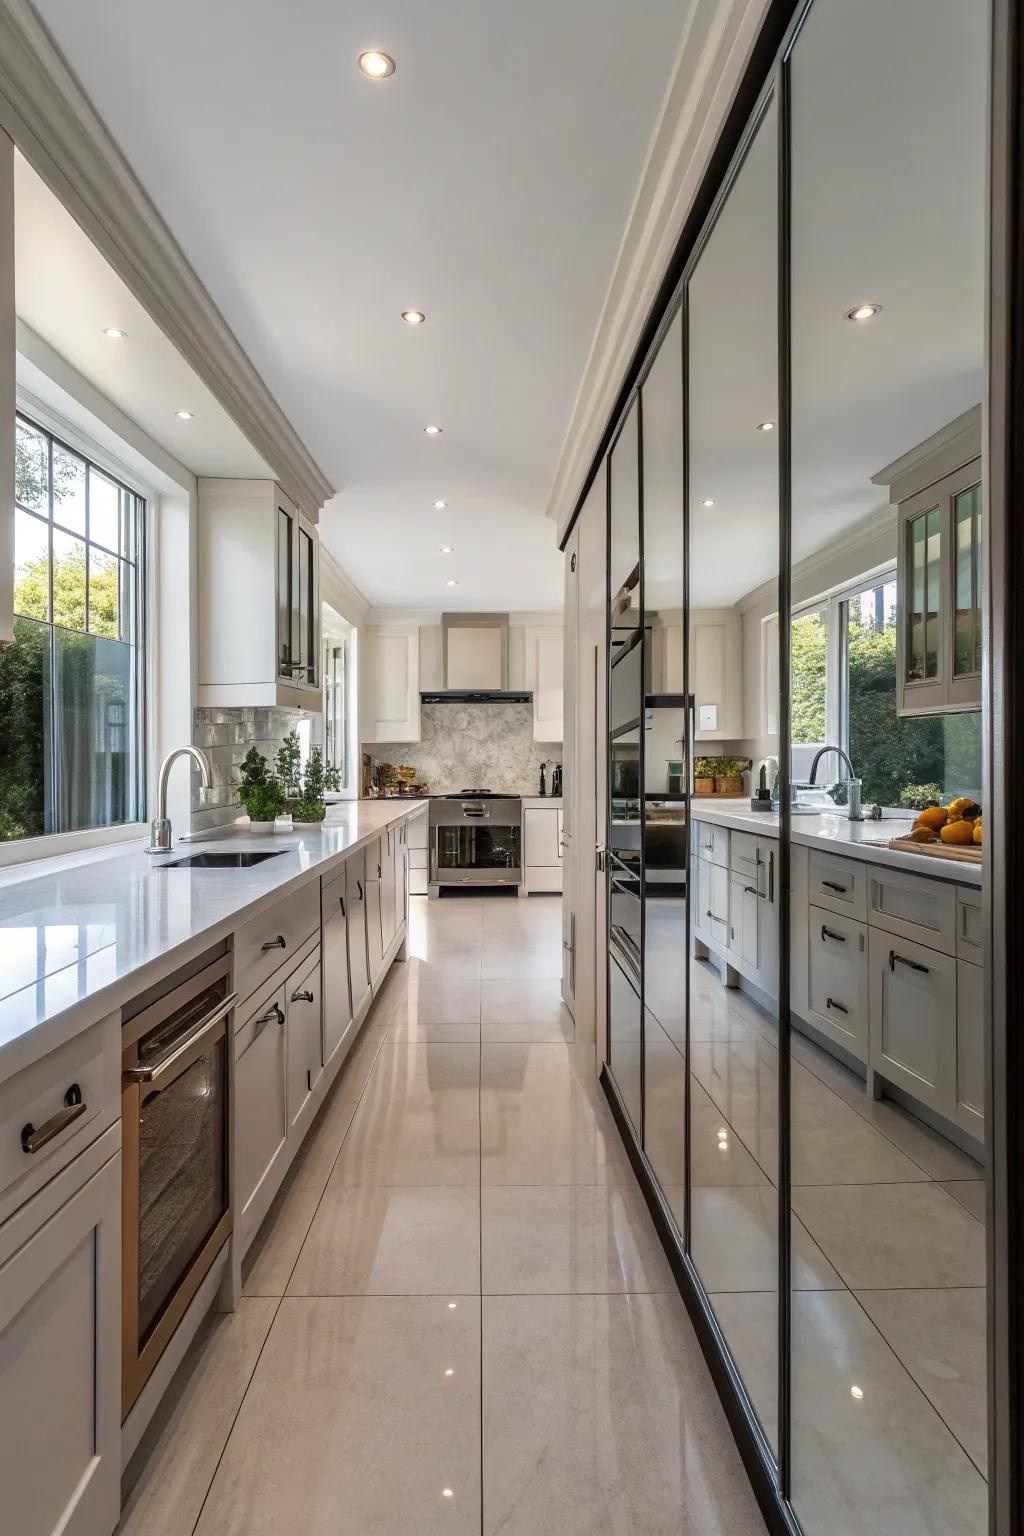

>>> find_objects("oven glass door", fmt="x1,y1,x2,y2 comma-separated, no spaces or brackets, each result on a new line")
435,824,521,872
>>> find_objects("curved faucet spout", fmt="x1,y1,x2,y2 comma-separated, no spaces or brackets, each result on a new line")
808,745,857,784
146,746,213,854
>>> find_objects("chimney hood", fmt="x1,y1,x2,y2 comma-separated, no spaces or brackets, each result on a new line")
440,612,512,694
421,689,532,704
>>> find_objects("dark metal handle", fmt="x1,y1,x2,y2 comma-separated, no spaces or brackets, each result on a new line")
826,996,849,1015
291,989,315,1003
21,1085,85,1154
821,879,848,894
261,934,287,952
744,885,757,896
340,895,346,916
705,908,713,917
357,880,363,900
256,1003,285,1027
821,925,846,944
768,850,775,904
377,863,382,878
889,948,930,975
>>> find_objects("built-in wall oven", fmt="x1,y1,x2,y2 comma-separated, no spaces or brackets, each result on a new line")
121,951,236,1417
429,793,522,890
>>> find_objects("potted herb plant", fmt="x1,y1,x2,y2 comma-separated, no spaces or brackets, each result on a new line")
715,756,751,796
237,747,285,831
693,757,717,797
293,747,327,823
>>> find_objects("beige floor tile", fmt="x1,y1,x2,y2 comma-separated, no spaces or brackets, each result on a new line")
482,1293,767,1535
388,1020,481,1042
120,1298,277,1536
330,1043,481,1186
762,1103,933,1186
642,1047,770,1191
481,975,570,1024
481,1183,674,1295
690,1185,843,1293
942,1180,986,1223
792,1182,987,1290
288,1184,480,1295
194,1297,481,1536
480,1018,574,1044
856,1287,987,1476
405,949,483,980
242,1177,324,1296
704,1291,779,1451
481,939,564,979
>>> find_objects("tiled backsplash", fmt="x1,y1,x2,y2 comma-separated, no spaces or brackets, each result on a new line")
191,706,303,832
368,701,561,796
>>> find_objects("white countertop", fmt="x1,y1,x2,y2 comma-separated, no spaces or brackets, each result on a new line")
690,799,982,886
0,799,426,1084
521,796,563,807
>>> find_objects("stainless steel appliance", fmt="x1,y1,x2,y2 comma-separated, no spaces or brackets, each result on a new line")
121,952,236,1416
428,792,522,893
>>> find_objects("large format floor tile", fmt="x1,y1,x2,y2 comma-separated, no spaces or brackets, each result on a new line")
242,1177,324,1297
690,1185,843,1293
792,1182,987,1289
481,975,569,1024
289,1184,480,1295
330,1043,481,1185
482,1292,767,1536
194,1297,482,1536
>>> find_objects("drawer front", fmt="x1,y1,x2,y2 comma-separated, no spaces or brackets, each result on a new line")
957,888,983,964
408,848,428,871
730,831,759,881
808,851,866,919
235,984,288,1232
695,822,730,868
234,880,320,1004
867,867,957,956
808,905,868,1063
0,1012,118,1218
868,929,957,1117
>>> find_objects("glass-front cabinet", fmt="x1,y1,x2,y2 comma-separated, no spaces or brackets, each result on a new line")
276,490,320,690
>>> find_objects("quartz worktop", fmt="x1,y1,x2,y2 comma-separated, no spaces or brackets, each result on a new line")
0,799,426,1085
691,798,982,886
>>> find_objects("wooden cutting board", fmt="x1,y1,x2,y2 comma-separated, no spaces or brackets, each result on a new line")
887,836,982,864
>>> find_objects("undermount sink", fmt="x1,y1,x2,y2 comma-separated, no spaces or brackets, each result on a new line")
157,850,288,869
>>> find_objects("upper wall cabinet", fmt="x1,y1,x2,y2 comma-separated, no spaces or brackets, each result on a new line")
362,623,420,742
873,408,982,716
524,624,564,741
443,612,508,690
691,608,743,739
197,479,321,711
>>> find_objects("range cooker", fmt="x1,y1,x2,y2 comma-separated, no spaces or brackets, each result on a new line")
428,791,522,894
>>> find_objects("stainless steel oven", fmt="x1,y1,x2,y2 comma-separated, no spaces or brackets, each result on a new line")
429,794,522,890
121,953,236,1417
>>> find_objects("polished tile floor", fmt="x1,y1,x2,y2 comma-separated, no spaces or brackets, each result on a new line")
119,894,766,1536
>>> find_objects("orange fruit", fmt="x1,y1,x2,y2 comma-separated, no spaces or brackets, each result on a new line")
947,797,980,821
913,807,948,831
907,827,937,843
940,819,975,846
973,819,983,846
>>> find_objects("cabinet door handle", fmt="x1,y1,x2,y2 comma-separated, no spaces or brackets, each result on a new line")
821,879,848,894
743,885,758,896
357,880,363,901
826,997,849,1015
291,989,315,1004
821,924,846,944
889,948,930,975
339,894,346,916
261,934,287,952
377,863,382,878
21,1085,86,1154
255,1003,285,1028
768,850,775,904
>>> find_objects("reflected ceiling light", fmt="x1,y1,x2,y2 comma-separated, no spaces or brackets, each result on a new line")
717,1128,728,1139
448,1302,457,1309
850,1384,864,1401
174,410,195,420
401,309,426,325
757,420,775,433
442,1489,455,1499
441,546,454,554
846,302,881,323
444,1368,455,1377
102,326,127,340
424,424,443,435
358,50,396,78
702,497,716,508
718,1139,729,1151
447,579,458,587
433,499,447,509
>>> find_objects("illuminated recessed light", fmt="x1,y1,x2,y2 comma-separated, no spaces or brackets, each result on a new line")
447,579,458,587
850,1384,864,1401
442,1488,454,1499
102,326,126,340
757,420,775,433
702,497,716,508
433,499,447,510
441,546,454,554
401,309,425,325
424,424,442,436
846,302,881,323
174,410,195,421
358,50,396,78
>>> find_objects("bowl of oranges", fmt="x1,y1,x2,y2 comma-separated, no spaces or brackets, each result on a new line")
906,797,982,849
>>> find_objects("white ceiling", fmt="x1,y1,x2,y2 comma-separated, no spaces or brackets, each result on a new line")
14,155,271,480
31,0,691,612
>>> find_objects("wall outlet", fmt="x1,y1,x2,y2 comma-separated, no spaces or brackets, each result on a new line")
698,704,718,731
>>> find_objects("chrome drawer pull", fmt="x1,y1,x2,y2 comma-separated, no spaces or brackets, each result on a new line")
889,949,930,975
261,934,287,952
21,1085,85,1154
826,997,849,1015
821,925,846,944
821,879,848,894
291,989,315,1004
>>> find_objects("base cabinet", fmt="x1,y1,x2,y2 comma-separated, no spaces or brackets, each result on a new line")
365,836,386,986
347,853,372,1019
523,803,564,893
322,868,354,1067
235,985,288,1244
285,947,323,1141
956,956,985,1135
808,906,869,1063
0,1137,120,1536
868,929,957,1117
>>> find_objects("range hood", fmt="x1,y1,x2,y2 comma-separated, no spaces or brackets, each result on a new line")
422,689,532,704
427,612,516,701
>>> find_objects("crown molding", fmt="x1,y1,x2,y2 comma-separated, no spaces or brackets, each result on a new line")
548,0,770,544
319,544,370,627
736,502,897,615
0,0,334,518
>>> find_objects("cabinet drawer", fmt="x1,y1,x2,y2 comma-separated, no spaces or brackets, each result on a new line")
730,831,759,880
808,851,866,919
234,880,320,1004
957,888,983,964
408,848,428,871
869,929,957,1117
0,1013,118,1222
808,905,868,1063
867,867,956,956
695,821,730,868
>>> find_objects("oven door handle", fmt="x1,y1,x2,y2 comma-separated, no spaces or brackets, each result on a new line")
123,992,238,1089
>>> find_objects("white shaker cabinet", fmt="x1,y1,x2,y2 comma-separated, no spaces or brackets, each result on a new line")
523,802,563,893
362,625,421,742
346,852,373,1019
285,946,323,1142
808,905,869,1063
868,928,957,1118
235,983,289,1248
321,866,354,1067
524,625,564,742
690,608,743,739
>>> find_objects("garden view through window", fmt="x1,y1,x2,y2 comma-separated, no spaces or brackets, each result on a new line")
1,414,145,842
790,576,981,808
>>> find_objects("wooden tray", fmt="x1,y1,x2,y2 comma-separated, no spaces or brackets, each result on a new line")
887,836,982,864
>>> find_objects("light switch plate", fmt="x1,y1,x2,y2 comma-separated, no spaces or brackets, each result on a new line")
698,703,718,731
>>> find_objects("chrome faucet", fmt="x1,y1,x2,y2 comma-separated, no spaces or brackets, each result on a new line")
808,745,863,821
146,746,213,853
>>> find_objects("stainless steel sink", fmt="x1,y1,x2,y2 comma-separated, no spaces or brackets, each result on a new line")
157,850,288,869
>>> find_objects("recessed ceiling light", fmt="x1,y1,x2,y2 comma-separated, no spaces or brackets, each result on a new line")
441,546,454,554
174,410,195,420
102,326,126,340
433,499,447,509
702,497,716,508
846,302,881,322
358,50,395,78
447,579,458,587
401,309,425,325
757,420,775,433
424,424,442,436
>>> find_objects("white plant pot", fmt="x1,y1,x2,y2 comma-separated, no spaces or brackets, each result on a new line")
248,820,276,834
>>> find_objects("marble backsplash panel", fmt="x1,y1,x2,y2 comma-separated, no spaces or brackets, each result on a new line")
368,701,561,796
191,706,303,832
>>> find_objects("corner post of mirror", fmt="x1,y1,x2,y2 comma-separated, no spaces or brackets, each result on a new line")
0,129,13,649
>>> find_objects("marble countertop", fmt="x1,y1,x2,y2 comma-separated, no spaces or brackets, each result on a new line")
0,799,426,1084
690,799,982,885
